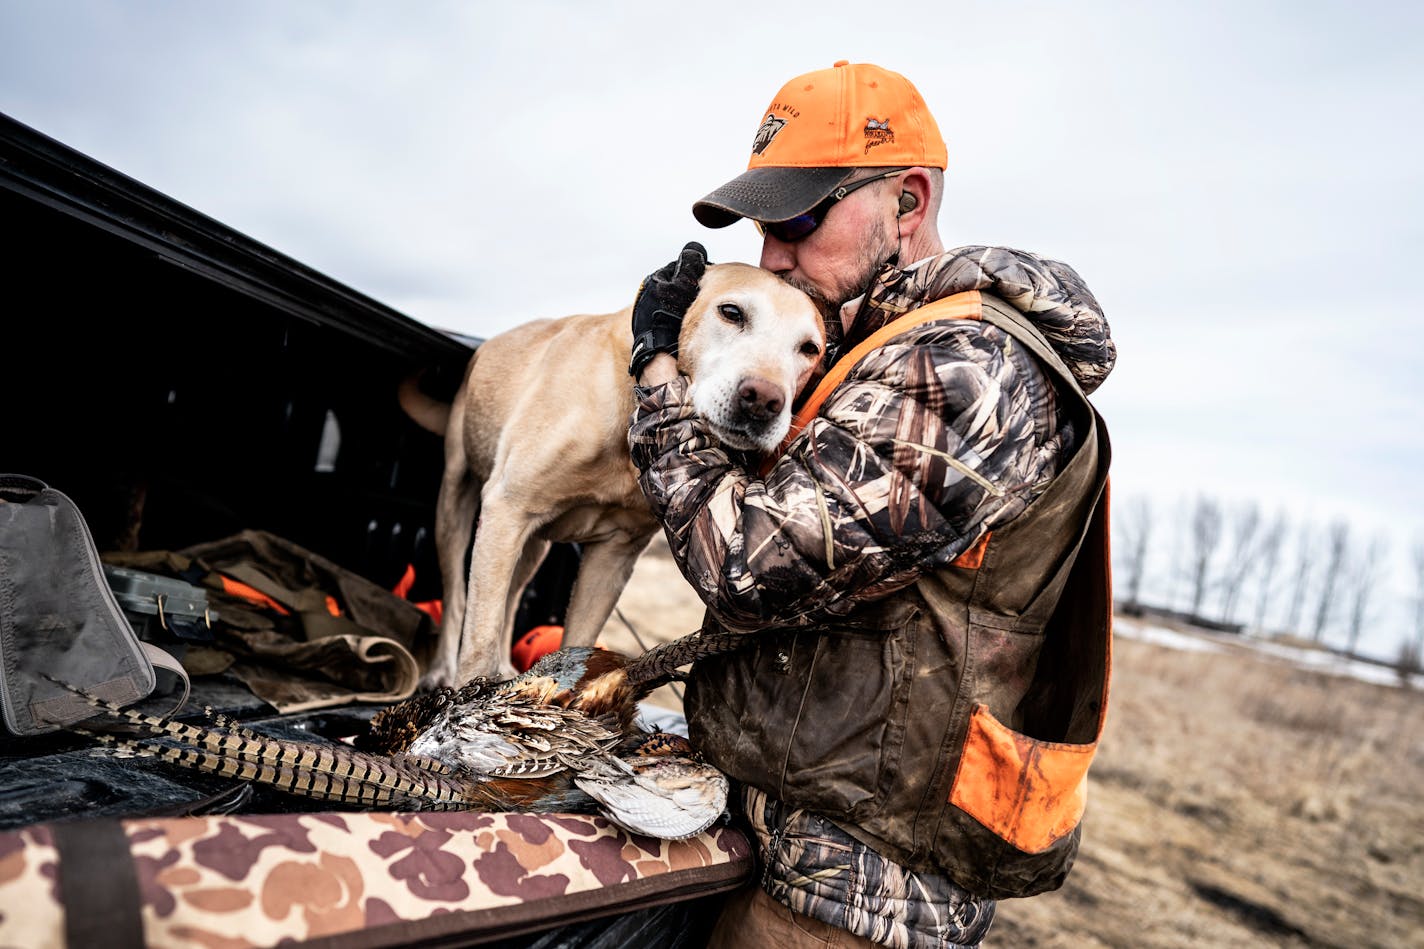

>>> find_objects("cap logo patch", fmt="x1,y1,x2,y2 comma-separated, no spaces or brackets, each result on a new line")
864,117,895,154
752,114,787,156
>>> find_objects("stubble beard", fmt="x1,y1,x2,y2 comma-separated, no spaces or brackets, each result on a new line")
780,227,898,360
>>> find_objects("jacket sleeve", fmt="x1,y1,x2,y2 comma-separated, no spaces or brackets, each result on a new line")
628,319,1069,633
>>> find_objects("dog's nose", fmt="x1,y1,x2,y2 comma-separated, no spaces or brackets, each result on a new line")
737,378,783,421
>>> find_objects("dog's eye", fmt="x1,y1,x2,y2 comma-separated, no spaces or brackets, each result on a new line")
718,304,745,326
800,341,821,358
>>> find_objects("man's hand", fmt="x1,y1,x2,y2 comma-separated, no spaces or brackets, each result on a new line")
629,241,708,379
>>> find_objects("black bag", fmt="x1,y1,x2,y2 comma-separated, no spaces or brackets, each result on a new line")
0,474,189,736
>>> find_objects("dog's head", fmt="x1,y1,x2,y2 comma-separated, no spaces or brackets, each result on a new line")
677,263,825,454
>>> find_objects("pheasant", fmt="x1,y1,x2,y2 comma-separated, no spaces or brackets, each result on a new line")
74,645,730,840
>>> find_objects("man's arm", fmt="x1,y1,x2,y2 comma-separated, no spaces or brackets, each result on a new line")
630,319,1070,632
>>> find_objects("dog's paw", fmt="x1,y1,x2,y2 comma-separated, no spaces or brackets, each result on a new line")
419,664,459,692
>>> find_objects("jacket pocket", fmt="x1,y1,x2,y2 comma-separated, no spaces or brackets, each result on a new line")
948,703,1096,853
778,627,910,817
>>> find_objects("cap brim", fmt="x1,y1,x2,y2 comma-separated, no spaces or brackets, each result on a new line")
692,166,856,228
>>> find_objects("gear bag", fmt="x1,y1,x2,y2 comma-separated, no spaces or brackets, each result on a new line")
0,474,189,736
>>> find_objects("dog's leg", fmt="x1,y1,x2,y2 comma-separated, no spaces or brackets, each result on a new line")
503,534,552,649
456,499,538,683
425,461,480,691
558,532,656,650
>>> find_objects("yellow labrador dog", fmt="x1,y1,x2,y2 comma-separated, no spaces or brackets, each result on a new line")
400,263,823,687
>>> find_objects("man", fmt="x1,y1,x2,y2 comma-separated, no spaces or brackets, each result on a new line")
626,61,1116,948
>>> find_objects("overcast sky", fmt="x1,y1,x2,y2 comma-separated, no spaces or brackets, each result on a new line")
2,1,1420,661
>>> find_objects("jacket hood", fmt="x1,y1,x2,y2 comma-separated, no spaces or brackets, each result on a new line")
843,245,1116,394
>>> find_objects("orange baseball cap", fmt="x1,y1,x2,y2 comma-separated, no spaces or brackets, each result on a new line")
694,61,947,228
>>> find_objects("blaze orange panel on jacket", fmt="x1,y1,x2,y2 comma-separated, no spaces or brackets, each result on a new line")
949,704,1096,854
951,532,991,568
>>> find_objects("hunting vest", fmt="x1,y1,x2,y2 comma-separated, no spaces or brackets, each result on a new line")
685,290,1112,900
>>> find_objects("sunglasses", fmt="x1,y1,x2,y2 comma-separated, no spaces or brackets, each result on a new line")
755,168,907,244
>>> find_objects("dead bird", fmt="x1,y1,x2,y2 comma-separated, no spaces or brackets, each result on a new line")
74,645,729,839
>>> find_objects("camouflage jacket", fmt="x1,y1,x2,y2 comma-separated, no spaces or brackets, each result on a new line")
628,245,1113,633
628,246,1114,945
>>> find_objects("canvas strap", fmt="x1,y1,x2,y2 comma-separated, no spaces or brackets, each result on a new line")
139,640,191,714
51,819,146,949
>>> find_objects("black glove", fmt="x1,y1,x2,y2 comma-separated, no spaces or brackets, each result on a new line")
629,241,708,378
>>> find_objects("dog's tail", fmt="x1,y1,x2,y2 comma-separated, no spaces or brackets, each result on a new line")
398,369,454,436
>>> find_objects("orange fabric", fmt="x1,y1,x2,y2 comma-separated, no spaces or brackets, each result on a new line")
392,563,441,625
760,291,982,476
217,576,340,616
746,61,947,170
391,563,417,600
949,705,1096,854
511,625,565,673
511,625,607,672
219,575,291,616
951,532,991,569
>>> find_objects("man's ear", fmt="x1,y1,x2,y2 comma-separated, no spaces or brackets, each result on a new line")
896,167,933,233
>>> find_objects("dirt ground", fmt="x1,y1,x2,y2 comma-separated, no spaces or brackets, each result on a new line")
598,536,1424,949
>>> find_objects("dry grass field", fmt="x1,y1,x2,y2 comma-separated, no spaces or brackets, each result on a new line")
599,536,1424,949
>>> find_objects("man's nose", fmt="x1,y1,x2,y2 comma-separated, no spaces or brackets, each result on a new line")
759,233,795,273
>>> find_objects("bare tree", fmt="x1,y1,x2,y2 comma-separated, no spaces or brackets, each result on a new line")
1284,522,1314,635
1343,534,1387,656
1219,502,1261,625
1115,495,1154,612
1186,495,1222,620
1250,510,1289,633
1164,495,1190,612
1311,520,1351,643
1413,537,1424,660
